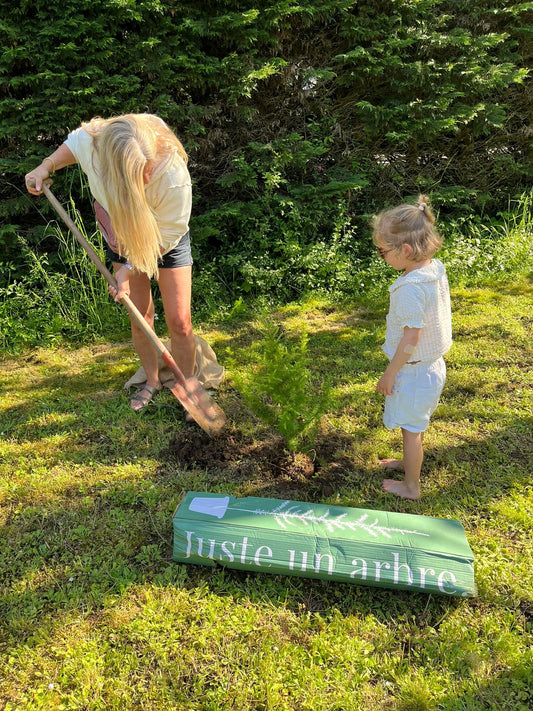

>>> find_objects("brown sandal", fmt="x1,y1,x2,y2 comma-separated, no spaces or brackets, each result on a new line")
130,384,161,413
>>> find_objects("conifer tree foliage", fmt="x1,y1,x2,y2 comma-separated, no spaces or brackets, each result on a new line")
1,1,530,301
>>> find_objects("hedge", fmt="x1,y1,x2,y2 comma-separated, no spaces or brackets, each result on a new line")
1,0,530,300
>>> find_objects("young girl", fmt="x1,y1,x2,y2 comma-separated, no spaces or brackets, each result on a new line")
373,196,452,499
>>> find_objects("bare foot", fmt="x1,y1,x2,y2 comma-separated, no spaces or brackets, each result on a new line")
378,458,404,470
382,479,420,500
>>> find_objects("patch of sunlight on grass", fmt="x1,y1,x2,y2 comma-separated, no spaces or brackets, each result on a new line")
1,280,532,711
332,381,369,397
473,530,533,603
0,435,78,463
0,460,162,509
489,488,533,529
26,412,78,429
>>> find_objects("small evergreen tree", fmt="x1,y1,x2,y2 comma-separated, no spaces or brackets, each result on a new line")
233,322,330,452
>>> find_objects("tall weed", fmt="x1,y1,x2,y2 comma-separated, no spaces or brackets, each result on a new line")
2,191,531,353
343,191,533,302
0,215,125,353
440,191,533,287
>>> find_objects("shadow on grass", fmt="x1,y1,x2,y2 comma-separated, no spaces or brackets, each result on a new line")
1,294,532,701
2,408,531,645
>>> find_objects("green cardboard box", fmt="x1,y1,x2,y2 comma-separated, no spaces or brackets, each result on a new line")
173,492,476,597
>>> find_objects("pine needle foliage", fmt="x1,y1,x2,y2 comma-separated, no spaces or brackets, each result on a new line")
232,321,330,452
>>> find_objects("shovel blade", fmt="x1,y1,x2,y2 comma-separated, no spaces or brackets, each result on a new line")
169,377,226,436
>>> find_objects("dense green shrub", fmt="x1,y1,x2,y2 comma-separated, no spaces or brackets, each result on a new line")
1,1,530,310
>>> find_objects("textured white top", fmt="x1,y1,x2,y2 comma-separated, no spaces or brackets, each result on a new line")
65,126,192,254
382,259,452,363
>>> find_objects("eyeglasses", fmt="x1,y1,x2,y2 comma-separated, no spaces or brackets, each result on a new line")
376,246,393,259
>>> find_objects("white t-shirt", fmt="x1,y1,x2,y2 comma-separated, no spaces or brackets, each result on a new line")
382,259,452,363
65,126,192,254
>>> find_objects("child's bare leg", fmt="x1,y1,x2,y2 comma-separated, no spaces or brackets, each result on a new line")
379,458,404,470
382,429,423,499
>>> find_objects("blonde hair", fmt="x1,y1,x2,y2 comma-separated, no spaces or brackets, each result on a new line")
83,114,188,277
373,195,442,261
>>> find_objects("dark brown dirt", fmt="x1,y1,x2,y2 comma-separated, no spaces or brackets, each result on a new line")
167,424,360,498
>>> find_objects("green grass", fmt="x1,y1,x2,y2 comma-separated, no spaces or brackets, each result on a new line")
1,280,532,710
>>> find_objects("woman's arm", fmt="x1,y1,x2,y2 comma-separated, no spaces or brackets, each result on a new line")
25,143,78,195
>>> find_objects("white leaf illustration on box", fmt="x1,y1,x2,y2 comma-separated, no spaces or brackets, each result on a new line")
189,496,430,539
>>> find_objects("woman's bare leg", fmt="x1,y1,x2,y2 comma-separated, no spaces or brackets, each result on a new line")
157,265,196,378
113,263,161,411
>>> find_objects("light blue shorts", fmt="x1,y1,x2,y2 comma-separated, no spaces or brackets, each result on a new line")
383,357,446,433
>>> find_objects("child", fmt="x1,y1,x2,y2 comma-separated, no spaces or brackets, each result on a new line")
373,195,452,499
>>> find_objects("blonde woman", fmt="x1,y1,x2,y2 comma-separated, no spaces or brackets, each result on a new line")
373,196,452,499
26,114,196,413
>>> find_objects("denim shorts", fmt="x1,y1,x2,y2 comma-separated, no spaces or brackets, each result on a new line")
383,357,446,433
106,231,193,269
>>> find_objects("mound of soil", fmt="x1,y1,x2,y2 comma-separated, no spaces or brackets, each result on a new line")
167,424,359,498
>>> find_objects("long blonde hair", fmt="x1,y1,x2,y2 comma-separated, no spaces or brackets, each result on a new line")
83,114,188,277
373,195,442,261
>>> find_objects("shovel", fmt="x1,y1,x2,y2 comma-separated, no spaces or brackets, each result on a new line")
34,181,226,436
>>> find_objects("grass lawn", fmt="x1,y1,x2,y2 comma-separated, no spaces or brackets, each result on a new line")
1,279,532,710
